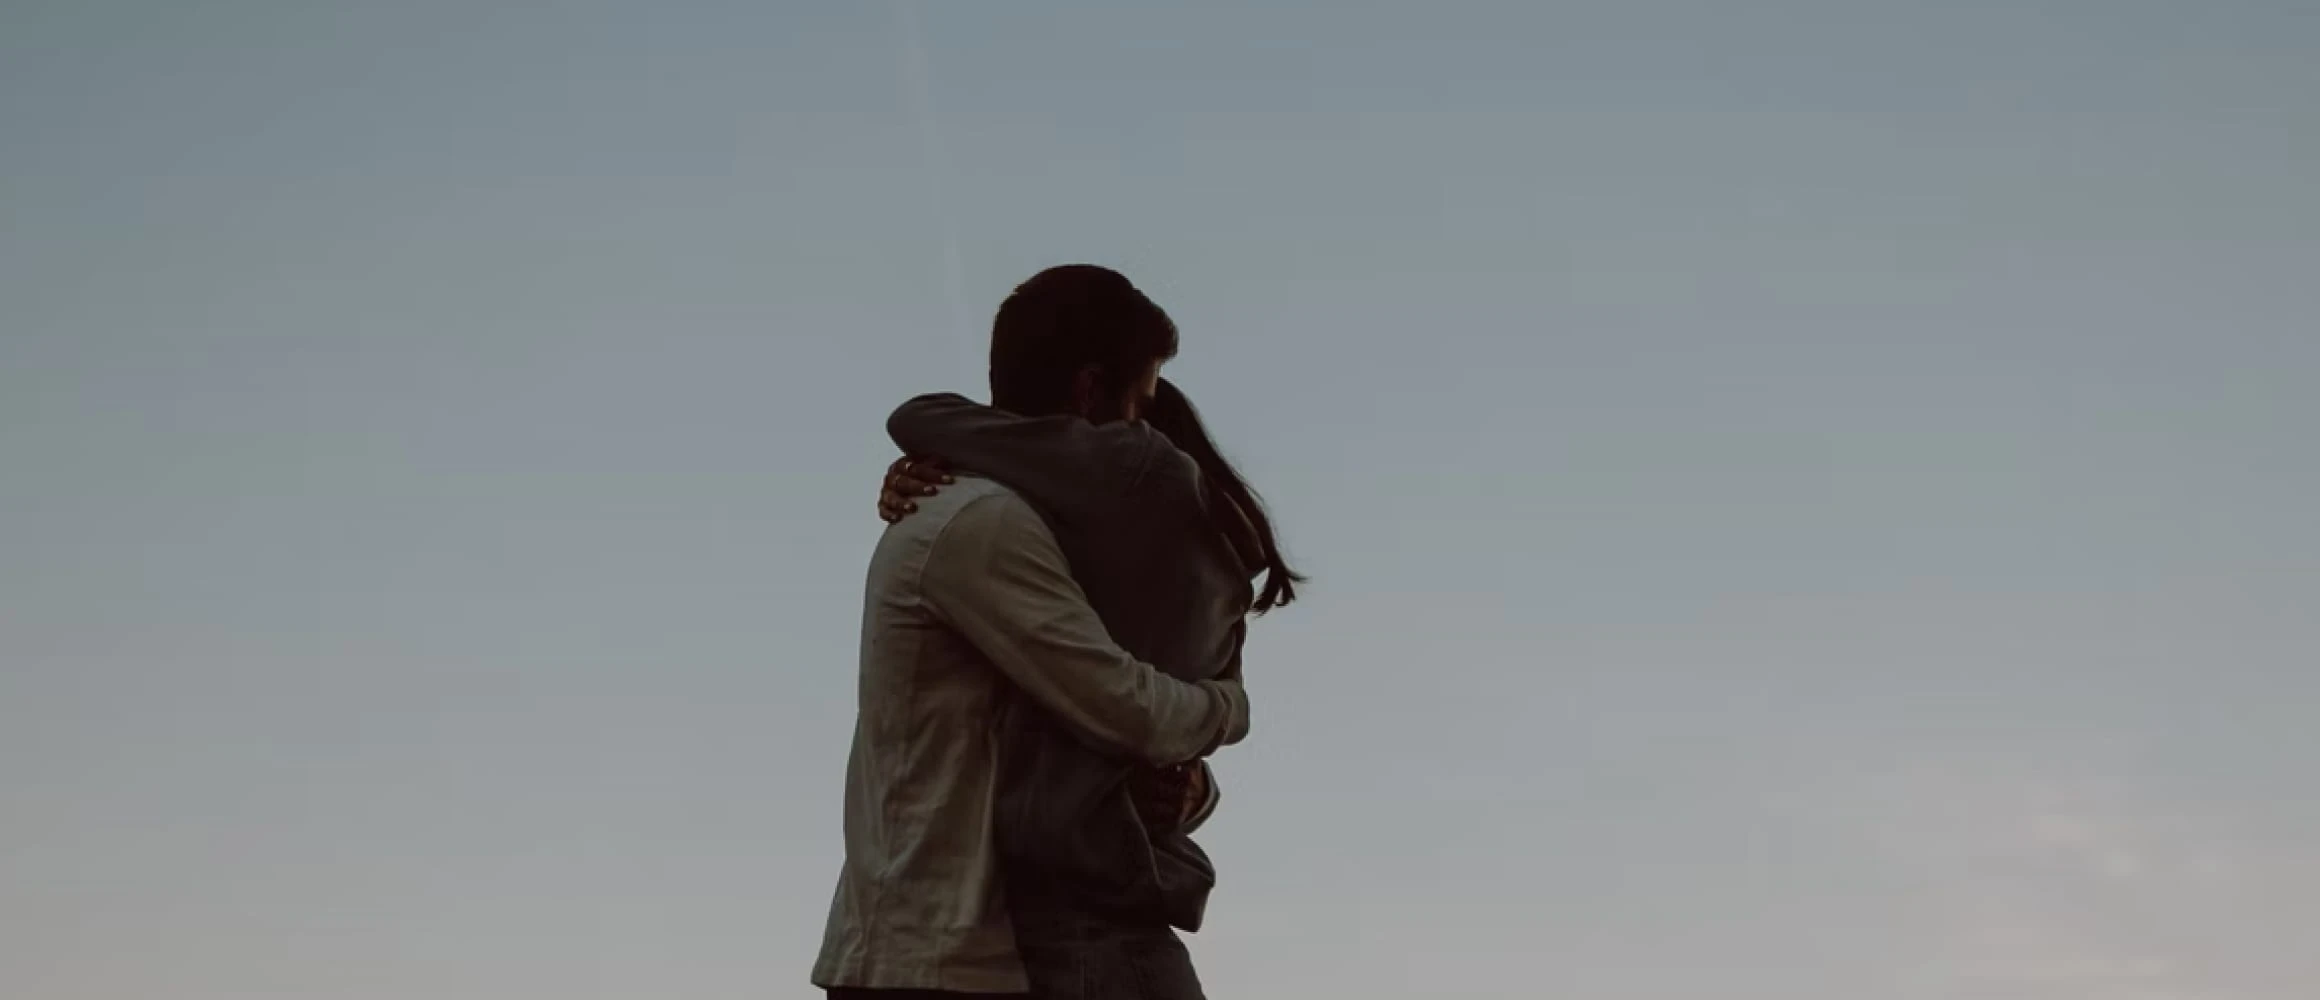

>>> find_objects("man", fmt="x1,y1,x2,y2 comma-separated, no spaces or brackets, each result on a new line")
812,265,1248,1000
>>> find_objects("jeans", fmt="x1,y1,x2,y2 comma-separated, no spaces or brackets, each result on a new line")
825,991,1023,999
1009,877,1207,1000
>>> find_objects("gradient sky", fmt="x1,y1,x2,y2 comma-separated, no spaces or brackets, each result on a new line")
5,3,2317,999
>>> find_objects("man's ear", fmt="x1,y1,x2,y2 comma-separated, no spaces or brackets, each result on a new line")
1068,365,1102,419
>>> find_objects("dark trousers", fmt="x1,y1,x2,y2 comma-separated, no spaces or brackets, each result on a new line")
825,878,1206,1000
825,991,1024,1000
1007,876,1208,1000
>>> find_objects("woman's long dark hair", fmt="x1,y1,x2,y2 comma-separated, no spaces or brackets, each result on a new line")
1147,377,1306,613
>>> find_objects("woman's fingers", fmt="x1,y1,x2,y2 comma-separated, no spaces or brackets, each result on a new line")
877,458,914,521
895,458,954,495
877,457,955,522
878,488,914,522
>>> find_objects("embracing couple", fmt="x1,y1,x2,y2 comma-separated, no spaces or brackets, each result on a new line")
811,264,1302,1000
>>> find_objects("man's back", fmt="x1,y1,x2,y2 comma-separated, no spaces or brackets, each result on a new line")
817,477,1024,993
814,478,1247,994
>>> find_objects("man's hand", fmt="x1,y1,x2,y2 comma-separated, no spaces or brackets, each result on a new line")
878,456,953,523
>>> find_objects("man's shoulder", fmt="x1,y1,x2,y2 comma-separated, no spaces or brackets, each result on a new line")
915,475,1028,525
879,476,1042,552
869,477,1056,611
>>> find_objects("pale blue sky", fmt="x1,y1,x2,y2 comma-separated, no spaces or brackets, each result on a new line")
4,3,2317,999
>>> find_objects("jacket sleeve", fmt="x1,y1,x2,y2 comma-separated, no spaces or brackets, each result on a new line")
1178,636,1245,833
887,393,1179,522
922,490,1250,765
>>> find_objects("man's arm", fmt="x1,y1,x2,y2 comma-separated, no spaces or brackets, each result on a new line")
1176,638,1242,831
922,490,1249,766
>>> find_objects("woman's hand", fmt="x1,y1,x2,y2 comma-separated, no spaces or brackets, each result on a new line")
878,456,953,523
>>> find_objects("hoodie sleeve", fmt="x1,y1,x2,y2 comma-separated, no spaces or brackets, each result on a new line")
887,393,1182,523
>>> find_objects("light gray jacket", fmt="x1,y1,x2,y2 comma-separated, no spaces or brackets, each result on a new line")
810,477,1248,993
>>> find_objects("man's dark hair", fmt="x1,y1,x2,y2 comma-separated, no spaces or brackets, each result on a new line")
988,264,1179,417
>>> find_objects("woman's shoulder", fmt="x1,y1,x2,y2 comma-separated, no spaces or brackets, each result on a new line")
1125,430,1206,508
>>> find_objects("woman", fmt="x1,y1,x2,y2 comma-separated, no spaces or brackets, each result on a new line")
878,376,1302,1000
